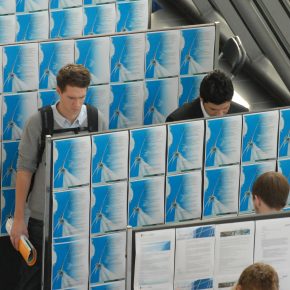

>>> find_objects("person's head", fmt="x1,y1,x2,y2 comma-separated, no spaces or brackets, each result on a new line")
234,263,279,290
56,64,91,120
252,171,289,214
200,69,234,117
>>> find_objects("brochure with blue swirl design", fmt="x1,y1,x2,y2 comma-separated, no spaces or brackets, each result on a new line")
16,0,48,12
166,171,202,223
90,231,126,284
279,108,290,158
3,43,38,93
1,189,15,234
278,158,290,209
39,40,74,89
203,165,240,218
167,120,204,173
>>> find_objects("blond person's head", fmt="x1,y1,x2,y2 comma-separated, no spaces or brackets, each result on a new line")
233,263,279,290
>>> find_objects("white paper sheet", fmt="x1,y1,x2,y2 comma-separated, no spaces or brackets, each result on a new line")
254,218,290,290
134,229,175,290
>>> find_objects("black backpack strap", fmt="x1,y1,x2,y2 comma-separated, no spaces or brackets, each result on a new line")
86,104,98,132
28,106,54,200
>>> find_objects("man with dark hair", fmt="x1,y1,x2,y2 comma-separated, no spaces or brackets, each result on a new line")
233,263,279,290
252,171,289,214
166,69,248,121
10,64,107,290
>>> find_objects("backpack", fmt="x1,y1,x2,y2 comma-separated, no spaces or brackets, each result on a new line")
28,104,98,198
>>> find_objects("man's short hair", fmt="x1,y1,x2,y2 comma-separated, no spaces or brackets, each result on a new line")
252,171,289,210
236,263,279,290
200,70,234,104
56,64,91,92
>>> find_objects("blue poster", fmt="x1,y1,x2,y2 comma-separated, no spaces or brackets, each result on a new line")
0,15,16,44
1,189,15,234
167,120,204,173
116,0,148,32
91,131,128,184
279,108,290,158
1,141,19,188
109,82,144,129
145,30,180,79
130,126,166,178
128,176,165,227
39,40,74,89
16,11,49,42
50,7,83,39
180,26,215,75
166,171,202,223
178,75,205,107
91,181,127,234
242,111,279,163
52,187,90,242
38,90,60,108
2,92,38,140
205,115,242,167
53,136,91,191
90,232,126,284
83,4,116,36
278,159,290,209
16,0,48,12
203,165,240,218
3,43,39,93
50,0,82,9
144,78,178,125
75,37,110,85
110,33,145,82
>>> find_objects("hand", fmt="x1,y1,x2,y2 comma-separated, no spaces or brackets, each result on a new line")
10,218,28,251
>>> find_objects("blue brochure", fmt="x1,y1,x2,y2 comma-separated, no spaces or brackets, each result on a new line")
144,78,178,125
116,0,149,32
75,37,110,85
128,176,165,227
0,15,16,44
16,11,49,42
109,81,144,129
178,75,205,107
86,85,110,129
110,33,145,82
205,115,242,167
239,161,276,214
145,30,180,79
1,189,15,234
91,131,129,184
203,165,240,218
90,231,126,284
83,4,116,36
279,108,290,158
242,110,279,163
130,126,166,178
167,120,204,173
39,40,74,89
52,238,89,289
166,171,202,223
91,181,127,234
90,280,125,290
0,2,16,14
3,43,39,93
16,0,48,12
50,7,83,39
85,0,116,4
53,136,91,191
2,92,38,140
180,26,215,75
1,141,19,188
278,159,290,209
52,187,90,242
38,90,60,108
50,0,82,9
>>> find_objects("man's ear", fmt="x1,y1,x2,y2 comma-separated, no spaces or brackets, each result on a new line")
56,86,61,95
235,285,242,290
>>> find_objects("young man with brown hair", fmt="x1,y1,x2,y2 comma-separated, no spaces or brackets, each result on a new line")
10,64,107,290
252,171,289,214
233,263,279,290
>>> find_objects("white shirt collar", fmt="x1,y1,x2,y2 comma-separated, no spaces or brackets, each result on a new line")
200,98,210,118
51,101,87,128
